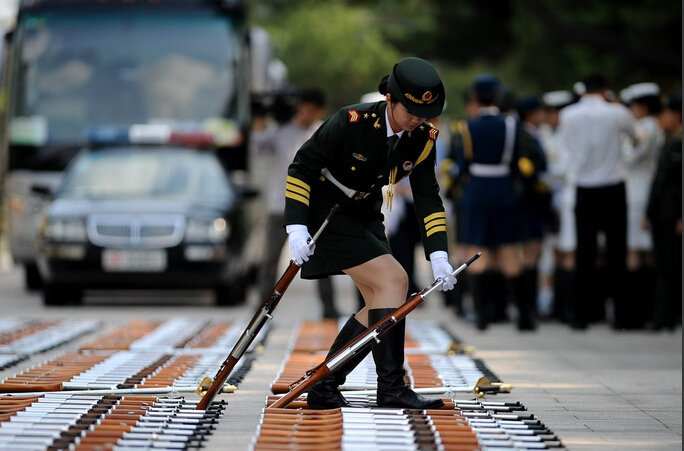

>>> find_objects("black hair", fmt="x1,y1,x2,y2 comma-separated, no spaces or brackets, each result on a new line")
378,74,390,96
666,91,682,113
631,95,663,115
582,72,609,93
298,88,326,107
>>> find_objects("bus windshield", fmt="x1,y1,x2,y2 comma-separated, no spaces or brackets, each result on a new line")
10,8,240,146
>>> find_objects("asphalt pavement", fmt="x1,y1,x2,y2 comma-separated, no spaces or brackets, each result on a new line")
0,256,681,450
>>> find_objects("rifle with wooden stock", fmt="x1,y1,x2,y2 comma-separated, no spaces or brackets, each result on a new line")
196,205,339,410
268,252,481,409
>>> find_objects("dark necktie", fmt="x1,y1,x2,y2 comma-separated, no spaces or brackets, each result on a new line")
386,134,399,158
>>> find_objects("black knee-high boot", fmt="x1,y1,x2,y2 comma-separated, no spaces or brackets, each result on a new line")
523,267,539,317
369,308,444,409
508,274,537,331
469,273,488,330
307,315,371,409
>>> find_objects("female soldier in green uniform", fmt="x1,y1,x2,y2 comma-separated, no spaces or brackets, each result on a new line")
285,57,458,410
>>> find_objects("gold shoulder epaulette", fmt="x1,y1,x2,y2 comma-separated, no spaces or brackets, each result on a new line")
428,125,439,141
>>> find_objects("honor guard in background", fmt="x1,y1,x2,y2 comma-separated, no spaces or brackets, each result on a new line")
619,82,664,328
516,95,551,319
559,73,637,330
452,74,535,331
285,57,457,410
251,88,339,319
539,90,576,322
645,92,682,330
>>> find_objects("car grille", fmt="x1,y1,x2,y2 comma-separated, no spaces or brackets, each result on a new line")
87,215,185,248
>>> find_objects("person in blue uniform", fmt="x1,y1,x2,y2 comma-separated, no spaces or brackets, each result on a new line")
516,95,551,319
284,57,458,410
452,75,535,331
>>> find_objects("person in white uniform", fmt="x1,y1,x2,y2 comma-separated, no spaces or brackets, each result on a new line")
559,73,637,330
539,90,575,322
619,82,664,327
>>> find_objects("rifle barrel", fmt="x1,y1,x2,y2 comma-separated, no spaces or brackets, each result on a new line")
268,252,480,409
195,204,339,410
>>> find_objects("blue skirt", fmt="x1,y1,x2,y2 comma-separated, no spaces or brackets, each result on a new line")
459,176,519,247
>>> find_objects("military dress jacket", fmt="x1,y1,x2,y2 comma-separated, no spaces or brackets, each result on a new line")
284,101,448,259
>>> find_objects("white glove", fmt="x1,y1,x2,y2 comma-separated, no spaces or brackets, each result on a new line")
287,224,314,265
430,251,457,291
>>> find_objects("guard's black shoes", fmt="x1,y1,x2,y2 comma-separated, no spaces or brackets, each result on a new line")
377,386,444,409
306,382,350,409
368,308,445,410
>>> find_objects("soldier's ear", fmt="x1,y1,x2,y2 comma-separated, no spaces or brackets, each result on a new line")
386,93,392,104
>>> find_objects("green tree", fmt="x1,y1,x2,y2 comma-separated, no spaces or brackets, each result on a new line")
253,1,400,110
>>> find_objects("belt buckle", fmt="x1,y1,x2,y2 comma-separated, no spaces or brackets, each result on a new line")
353,191,367,200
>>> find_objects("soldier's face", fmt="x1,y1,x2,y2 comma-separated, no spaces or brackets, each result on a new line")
387,95,426,132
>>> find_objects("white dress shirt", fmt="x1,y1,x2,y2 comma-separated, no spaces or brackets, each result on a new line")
559,94,636,187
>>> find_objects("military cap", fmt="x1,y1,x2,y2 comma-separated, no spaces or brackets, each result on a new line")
516,95,542,119
542,90,573,108
472,74,500,95
388,57,445,118
620,82,660,104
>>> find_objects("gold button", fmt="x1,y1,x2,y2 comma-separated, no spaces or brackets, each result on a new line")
377,175,383,178
319,176,325,181
351,166,356,171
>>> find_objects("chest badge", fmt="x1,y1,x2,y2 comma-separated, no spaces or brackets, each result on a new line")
353,153,368,162
403,161,414,171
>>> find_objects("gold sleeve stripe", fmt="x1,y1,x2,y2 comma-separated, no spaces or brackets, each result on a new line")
424,211,446,224
456,120,473,161
426,225,447,237
286,190,310,206
286,176,310,193
286,183,310,199
414,138,434,168
425,218,446,229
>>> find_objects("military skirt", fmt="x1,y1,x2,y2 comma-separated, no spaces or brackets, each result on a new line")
459,175,518,247
299,180,392,280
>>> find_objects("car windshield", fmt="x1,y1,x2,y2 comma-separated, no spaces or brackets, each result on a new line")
60,149,234,203
11,7,239,145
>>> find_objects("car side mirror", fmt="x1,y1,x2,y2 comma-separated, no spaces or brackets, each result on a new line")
235,185,260,200
31,184,54,198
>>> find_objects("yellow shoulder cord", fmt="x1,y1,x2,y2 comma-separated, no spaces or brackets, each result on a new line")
456,121,473,161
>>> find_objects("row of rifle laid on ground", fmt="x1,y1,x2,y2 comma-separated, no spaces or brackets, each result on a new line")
251,403,564,450
0,394,225,450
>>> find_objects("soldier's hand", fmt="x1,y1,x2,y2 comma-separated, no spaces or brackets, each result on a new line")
287,225,315,265
430,251,457,291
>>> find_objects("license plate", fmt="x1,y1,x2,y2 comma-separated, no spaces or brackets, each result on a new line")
102,249,167,272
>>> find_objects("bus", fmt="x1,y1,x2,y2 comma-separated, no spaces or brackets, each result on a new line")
0,0,278,289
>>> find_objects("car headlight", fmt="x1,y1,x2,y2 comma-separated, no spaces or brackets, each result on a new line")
185,218,229,243
44,218,87,242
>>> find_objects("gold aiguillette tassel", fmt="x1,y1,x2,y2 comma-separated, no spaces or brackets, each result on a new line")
386,167,397,211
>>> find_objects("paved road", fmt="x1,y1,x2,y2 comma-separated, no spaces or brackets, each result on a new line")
0,260,681,450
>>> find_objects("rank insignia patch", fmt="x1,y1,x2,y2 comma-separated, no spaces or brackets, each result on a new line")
403,161,413,171
348,110,360,123
428,128,439,141
353,153,367,162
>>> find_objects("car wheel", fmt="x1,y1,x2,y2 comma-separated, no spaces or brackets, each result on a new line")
43,284,82,306
215,278,247,307
24,263,44,291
